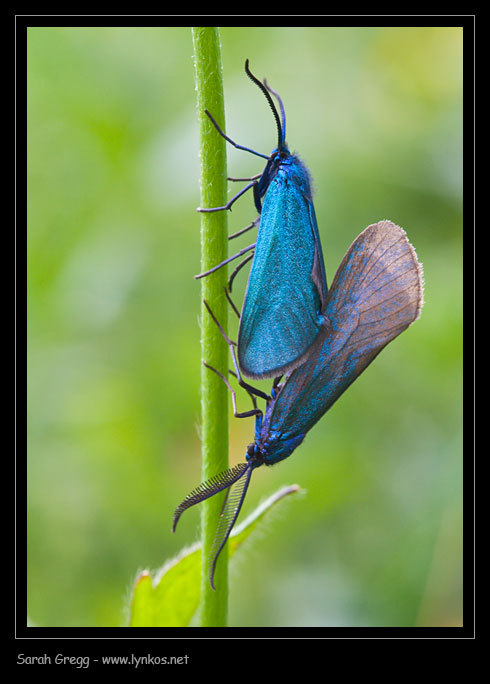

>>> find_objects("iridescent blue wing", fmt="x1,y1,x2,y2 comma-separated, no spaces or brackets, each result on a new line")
268,220,423,444
238,157,328,380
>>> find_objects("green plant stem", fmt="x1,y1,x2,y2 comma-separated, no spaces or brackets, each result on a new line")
192,27,229,627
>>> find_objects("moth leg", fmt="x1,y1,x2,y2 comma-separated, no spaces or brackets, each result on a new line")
228,251,255,293
203,109,269,160
223,286,240,320
228,370,258,411
197,180,258,213
228,217,259,241
203,362,262,420
194,243,256,280
203,299,270,402
228,174,262,182
271,375,284,398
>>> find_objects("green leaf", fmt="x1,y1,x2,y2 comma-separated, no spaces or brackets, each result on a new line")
129,546,201,627
128,484,302,627
230,484,302,552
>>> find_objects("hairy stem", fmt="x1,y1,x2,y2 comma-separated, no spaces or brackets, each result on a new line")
192,26,229,627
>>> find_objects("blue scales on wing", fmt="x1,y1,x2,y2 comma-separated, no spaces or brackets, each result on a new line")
173,220,424,588
265,220,424,449
238,155,328,380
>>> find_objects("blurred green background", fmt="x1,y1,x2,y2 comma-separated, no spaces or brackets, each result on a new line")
27,26,462,627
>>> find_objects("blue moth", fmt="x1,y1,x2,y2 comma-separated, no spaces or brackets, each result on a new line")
196,60,328,380
174,220,424,588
